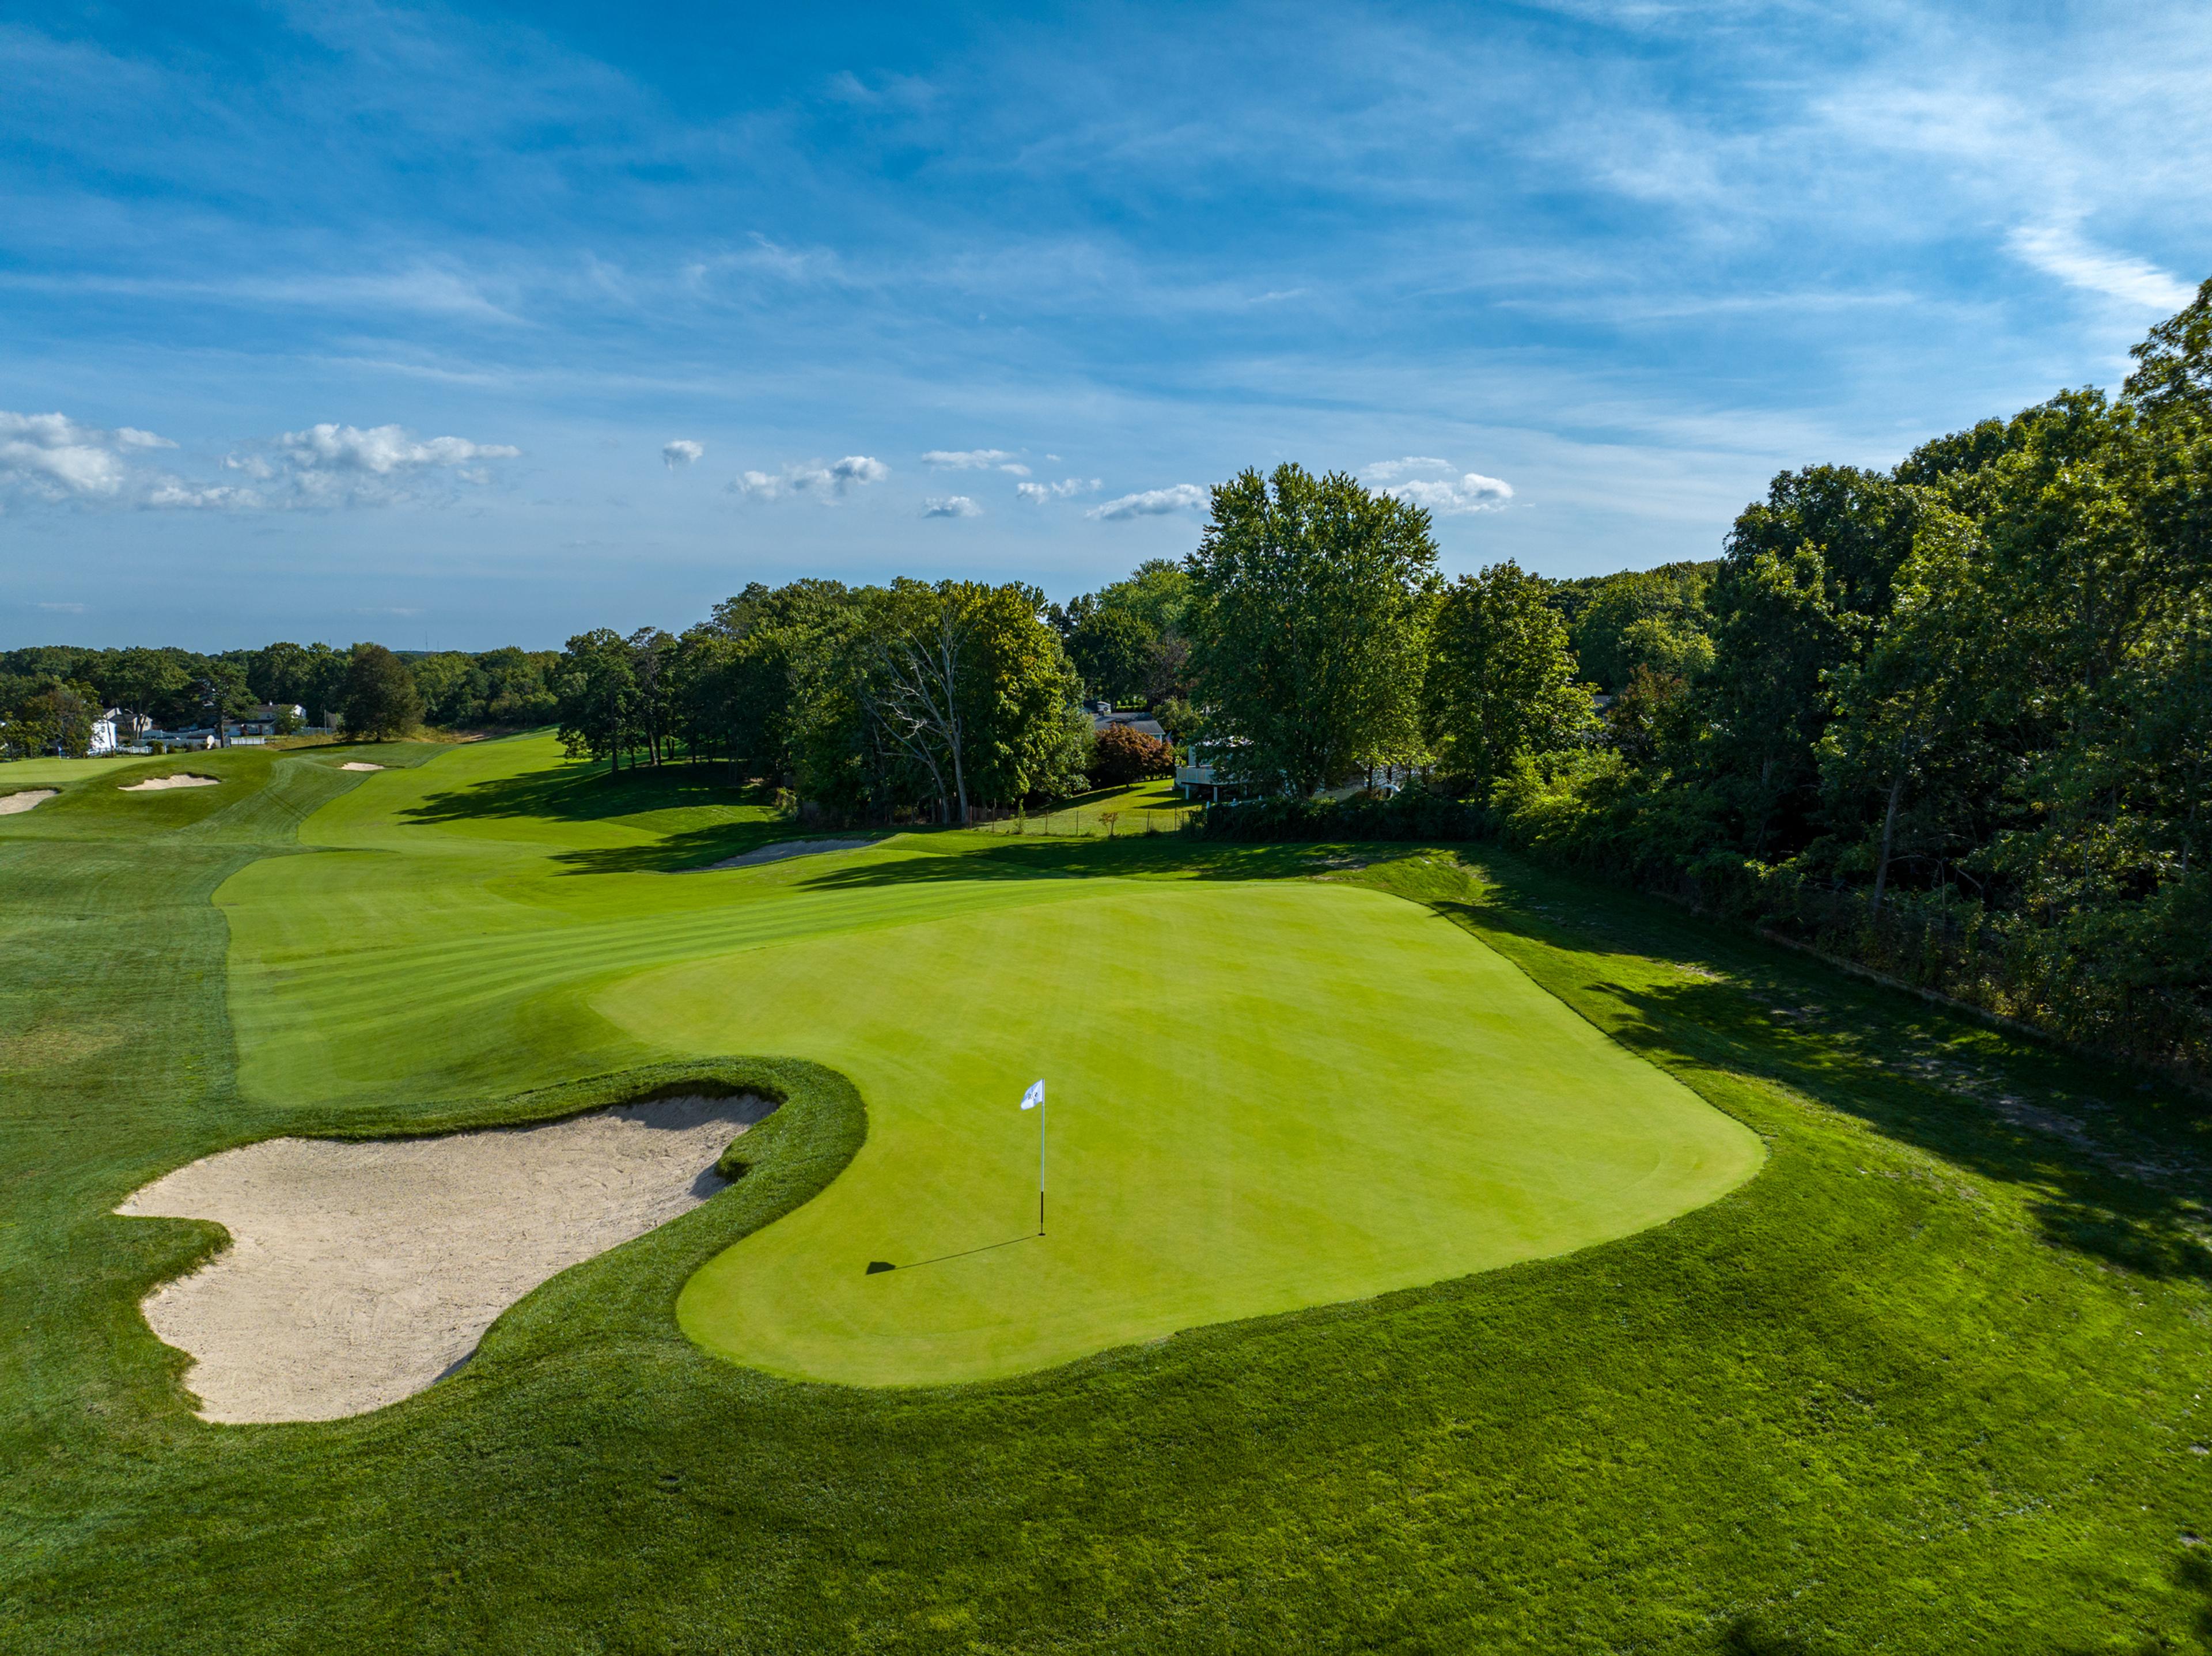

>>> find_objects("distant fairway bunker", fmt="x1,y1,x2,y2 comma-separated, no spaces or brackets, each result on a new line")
0,789,58,814
595,878,1765,1388
692,835,884,871
118,1093,775,1422
120,774,219,791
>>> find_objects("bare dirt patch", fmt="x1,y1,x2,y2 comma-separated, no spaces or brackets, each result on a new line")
695,836,878,870
120,774,219,791
339,761,387,771
118,1093,775,1423
0,789,58,814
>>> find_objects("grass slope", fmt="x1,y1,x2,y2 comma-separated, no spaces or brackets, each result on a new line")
1,734,2207,1651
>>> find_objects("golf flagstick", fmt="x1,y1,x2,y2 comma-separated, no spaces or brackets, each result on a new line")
1020,1079,1046,1235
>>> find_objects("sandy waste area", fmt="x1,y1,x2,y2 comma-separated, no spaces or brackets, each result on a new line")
698,836,877,870
118,1093,774,1422
0,789,57,814
120,774,219,791
339,761,385,771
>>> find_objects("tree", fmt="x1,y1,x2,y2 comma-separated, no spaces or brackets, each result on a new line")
1569,563,1715,693
1423,560,1596,794
1184,464,1438,797
554,630,639,772
339,645,423,738
1091,721,1174,787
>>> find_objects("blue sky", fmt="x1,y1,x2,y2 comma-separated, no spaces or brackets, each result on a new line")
3,1,2207,651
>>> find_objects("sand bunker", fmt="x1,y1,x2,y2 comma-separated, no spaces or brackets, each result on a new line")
118,1093,774,1423
120,774,219,791
0,789,57,814
339,761,385,771
698,837,876,870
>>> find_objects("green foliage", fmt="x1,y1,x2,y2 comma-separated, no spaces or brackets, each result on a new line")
1567,561,1716,692
1050,558,1195,703
1185,464,1438,794
1424,559,1596,791
552,627,639,770
338,644,423,738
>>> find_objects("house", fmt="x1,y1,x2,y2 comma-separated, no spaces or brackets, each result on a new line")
89,713,119,756
238,703,305,737
1084,700,1168,742
1175,738,1250,803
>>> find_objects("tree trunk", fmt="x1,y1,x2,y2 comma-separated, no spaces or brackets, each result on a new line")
1871,769,1906,914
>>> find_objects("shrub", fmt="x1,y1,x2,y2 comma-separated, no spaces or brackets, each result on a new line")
1090,721,1174,787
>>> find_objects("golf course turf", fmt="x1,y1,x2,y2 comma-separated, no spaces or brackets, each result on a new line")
4,733,2209,1651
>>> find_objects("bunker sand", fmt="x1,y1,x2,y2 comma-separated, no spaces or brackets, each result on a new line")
118,1093,773,1422
0,790,57,814
120,774,219,791
695,836,879,870
339,761,386,772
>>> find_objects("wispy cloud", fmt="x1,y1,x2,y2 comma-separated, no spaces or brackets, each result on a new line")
920,495,982,518
2006,223,2196,311
662,439,704,468
1087,483,1209,521
1016,477,1103,503
922,448,1031,476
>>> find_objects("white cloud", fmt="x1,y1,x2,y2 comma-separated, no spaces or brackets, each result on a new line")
1362,456,1453,481
729,454,889,501
920,495,983,518
662,438,704,468
923,448,1031,476
0,411,145,501
115,427,176,449
1015,477,1104,503
1381,472,1515,514
275,422,520,476
2006,223,2196,312
1086,483,1210,521
829,454,889,487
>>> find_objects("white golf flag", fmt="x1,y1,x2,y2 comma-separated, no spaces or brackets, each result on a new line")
1020,1079,1045,1111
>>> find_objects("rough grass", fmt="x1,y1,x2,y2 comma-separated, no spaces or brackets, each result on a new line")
1,737,2207,1651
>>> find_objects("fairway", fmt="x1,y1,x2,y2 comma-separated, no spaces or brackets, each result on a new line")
630,883,1757,1384
216,734,1757,1386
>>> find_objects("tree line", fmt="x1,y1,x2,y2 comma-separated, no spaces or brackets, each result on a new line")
1172,281,2211,1078
0,639,562,755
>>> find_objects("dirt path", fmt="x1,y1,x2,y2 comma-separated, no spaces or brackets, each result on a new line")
118,1094,774,1422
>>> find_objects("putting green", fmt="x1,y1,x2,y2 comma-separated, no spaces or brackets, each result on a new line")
609,882,1760,1385
217,734,1759,1390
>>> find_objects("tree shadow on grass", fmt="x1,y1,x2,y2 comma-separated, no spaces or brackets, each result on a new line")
1439,890,2212,1289
403,757,770,829
786,832,1333,889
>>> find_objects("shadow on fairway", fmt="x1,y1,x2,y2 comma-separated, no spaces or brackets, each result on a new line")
403,757,811,870
788,833,1335,888
1441,890,2212,1290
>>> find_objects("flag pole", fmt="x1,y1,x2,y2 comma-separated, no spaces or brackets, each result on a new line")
1020,1078,1047,1237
